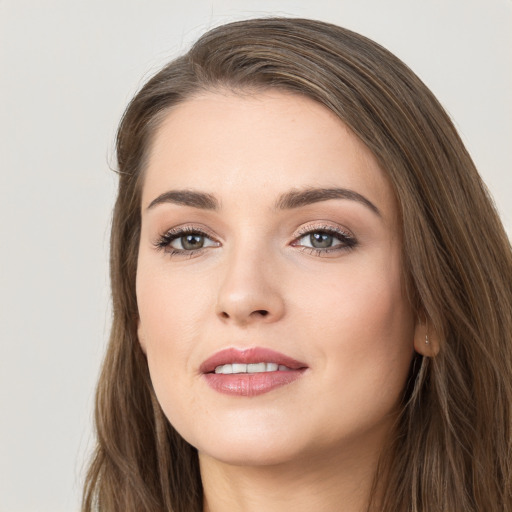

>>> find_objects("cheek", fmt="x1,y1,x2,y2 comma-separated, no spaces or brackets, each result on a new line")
298,254,415,395
136,267,200,433
135,260,203,388
135,256,224,423
136,258,210,345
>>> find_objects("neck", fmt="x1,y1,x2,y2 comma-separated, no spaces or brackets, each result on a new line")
200,442,385,512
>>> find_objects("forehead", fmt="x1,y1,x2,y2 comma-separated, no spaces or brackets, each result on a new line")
142,90,396,219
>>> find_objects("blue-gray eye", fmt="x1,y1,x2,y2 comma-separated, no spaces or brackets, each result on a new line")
170,233,217,250
295,228,357,252
309,232,335,248
298,231,344,249
181,234,205,250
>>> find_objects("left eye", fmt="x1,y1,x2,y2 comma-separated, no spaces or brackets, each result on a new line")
295,229,355,250
300,232,338,249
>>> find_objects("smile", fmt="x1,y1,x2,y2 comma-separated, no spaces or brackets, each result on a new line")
201,348,307,397
214,362,292,374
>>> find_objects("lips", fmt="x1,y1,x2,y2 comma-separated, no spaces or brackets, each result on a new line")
200,347,308,397
200,347,307,373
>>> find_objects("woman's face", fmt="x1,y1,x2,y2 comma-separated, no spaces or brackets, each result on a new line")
137,90,420,466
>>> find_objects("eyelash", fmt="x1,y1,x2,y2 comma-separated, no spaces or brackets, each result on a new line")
292,225,357,256
153,225,219,257
154,224,357,258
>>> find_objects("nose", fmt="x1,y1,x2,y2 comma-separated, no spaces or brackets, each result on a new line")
215,249,285,327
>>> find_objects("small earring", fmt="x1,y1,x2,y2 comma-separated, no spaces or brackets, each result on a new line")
425,334,430,345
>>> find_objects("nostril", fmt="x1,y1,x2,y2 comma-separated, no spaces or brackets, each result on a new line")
218,308,272,322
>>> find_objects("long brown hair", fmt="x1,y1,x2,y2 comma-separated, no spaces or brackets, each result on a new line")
83,18,512,511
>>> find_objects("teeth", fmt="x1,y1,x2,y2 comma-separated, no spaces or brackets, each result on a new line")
216,364,232,374
247,362,266,373
232,363,247,373
214,362,291,374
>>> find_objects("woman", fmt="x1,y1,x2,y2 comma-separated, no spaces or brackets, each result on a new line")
82,18,512,512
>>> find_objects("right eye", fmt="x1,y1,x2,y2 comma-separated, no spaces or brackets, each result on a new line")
155,227,219,255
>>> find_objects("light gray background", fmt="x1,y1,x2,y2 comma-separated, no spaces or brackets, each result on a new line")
1,1,510,511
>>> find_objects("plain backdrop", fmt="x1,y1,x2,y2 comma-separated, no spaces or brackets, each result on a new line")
0,1,510,511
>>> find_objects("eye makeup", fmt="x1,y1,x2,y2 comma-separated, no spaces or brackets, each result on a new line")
153,225,220,257
291,223,358,257
152,220,358,259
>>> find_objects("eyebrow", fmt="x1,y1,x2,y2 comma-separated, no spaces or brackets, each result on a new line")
275,187,381,216
146,186,380,216
147,190,219,211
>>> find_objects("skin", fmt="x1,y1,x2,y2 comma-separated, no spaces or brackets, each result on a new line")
136,90,433,512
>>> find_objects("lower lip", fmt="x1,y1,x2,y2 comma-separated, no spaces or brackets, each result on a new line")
203,370,305,397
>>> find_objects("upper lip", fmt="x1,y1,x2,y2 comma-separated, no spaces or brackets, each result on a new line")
200,347,308,374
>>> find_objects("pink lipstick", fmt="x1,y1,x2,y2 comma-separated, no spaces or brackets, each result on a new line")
200,347,307,397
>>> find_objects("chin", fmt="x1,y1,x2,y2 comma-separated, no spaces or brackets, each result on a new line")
199,441,303,468
185,421,310,468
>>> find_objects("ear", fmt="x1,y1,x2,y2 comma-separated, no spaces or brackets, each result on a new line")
413,320,439,357
137,318,147,354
